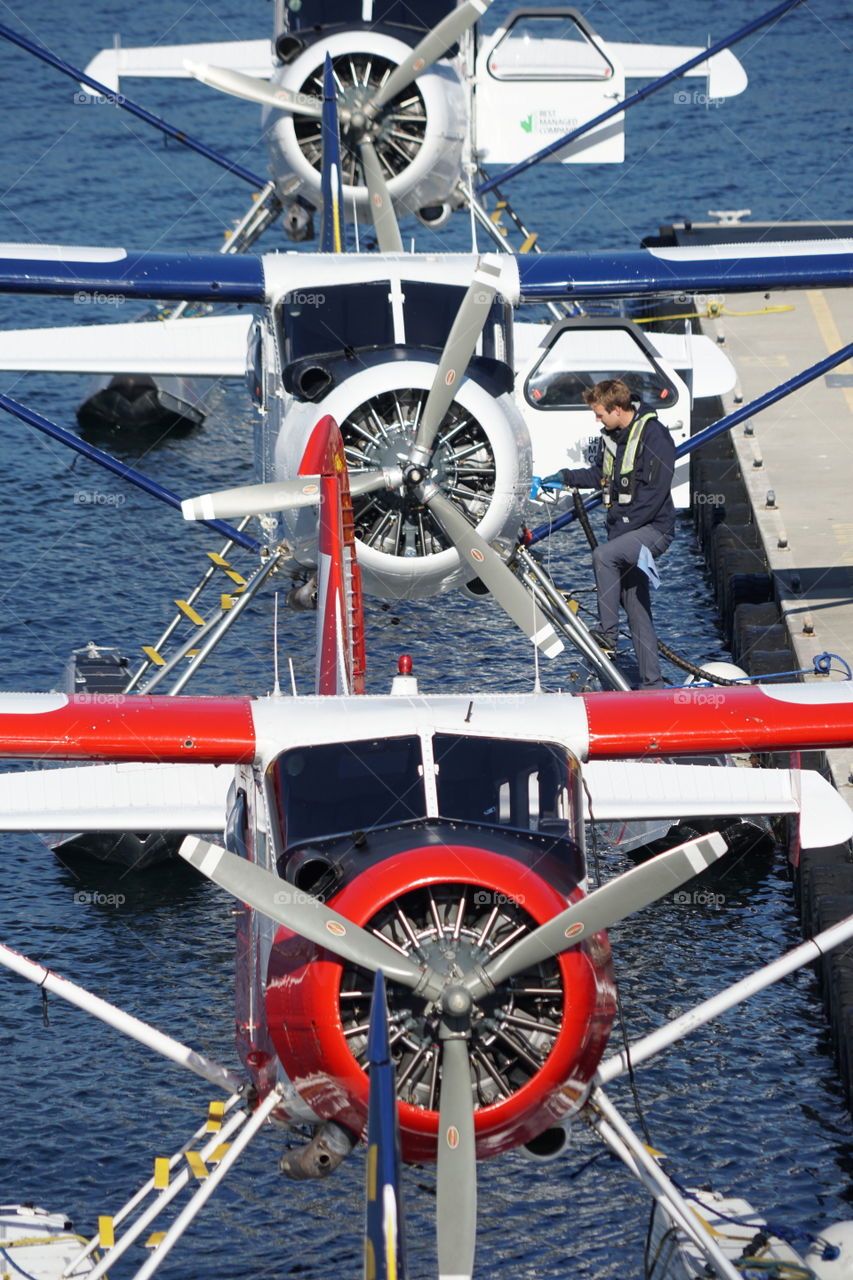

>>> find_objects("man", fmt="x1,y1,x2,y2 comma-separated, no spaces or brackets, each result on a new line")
542,378,675,689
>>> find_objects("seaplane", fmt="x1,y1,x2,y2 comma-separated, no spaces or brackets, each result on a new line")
1,411,853,1280
0,0,791,436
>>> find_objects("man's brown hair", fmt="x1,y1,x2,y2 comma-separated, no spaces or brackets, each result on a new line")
582,379,634,412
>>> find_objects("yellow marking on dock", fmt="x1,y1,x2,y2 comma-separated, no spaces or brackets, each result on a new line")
98,1216,115,1248
153,1156,170,1188
145,1231,167,1248
520,233,538,253
208,1142,231,1164
142,646,165,666
807,289,853,416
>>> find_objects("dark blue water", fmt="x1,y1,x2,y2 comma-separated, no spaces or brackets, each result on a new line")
0,1,851,1276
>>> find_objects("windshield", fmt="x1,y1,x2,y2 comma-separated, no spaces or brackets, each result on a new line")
272,736,426,847
433,733,579,838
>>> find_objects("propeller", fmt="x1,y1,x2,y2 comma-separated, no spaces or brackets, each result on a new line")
409,256,504,469
435,1000,477,1280
363,0,491,120
183,58,322,118
464,832,729,1001
184,826,727,1280
421,484,563,659
179,837,445,1000
181,468,403,522
357,133,404,253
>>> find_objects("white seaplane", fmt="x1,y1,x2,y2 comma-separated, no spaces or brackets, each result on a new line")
0,416,853,1280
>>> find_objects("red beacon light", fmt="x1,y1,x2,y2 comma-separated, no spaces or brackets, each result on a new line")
391,654,417,695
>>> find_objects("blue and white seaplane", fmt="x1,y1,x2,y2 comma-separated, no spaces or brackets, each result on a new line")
0,410,853,1280
0,0,790,435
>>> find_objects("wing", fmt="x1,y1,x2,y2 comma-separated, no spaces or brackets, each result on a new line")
583,761,853,850
83,39,273,93
0,314,252,376
0,761,231,831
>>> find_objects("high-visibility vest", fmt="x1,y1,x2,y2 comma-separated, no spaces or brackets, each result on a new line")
600,411,656,507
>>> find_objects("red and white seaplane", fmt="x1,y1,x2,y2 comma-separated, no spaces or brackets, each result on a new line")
1,414,853,1280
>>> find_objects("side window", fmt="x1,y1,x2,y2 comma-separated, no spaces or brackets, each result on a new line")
487,14,614,82
525,327,679,411
245,324,264,409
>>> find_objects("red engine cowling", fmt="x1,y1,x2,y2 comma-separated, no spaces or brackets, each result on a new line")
265,846,615,1162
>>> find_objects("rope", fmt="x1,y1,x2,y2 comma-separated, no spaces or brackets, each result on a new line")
634,303,795,324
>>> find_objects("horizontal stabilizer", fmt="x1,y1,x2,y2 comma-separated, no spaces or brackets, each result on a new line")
0,761,230,831
583,762,853,849
83,39,272,94
611,43,747,98
0,314,252,376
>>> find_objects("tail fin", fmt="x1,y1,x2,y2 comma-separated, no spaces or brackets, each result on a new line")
299,414,365,695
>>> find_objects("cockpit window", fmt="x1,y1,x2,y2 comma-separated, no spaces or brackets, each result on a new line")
524,326,679,410
278,281,394,363
433,734,578,837
272,736,425,847
487,14,614,82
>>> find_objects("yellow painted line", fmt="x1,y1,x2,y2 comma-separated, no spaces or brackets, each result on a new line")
98,1216,115,1248
520,232,539,253
142,645,165,666
367,1143,377,1200
220,594,235,611
145,1231,167,1248
175,599,205,626
206,552,230,566
153,1156,170,1189
208,1142,232,1164
807,289,853,415
185,1150,209,1179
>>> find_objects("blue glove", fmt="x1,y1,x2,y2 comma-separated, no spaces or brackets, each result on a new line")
530,473,566,502
542,472,567,489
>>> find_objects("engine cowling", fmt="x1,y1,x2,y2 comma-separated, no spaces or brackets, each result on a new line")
263,32,467,221
265,846,616,1162
275,360,532,599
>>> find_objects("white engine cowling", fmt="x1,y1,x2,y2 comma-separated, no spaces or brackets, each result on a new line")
275,360,532,601
262,32,467,220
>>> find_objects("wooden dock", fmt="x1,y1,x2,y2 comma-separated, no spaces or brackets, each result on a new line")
702,284,853,810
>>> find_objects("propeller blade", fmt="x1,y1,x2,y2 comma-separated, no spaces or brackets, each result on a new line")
410,256,503,467
423,488,563,659
366,0,491,116
364,971,408,1280
182,478,323,521
349,466,404,497
359,137,404,253
320,53,345,254
183,59,322,118
180,838,445,1000
468,833,729,998
436,1030,477,1280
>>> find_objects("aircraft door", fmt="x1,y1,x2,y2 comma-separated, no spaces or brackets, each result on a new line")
475,10,625,166
516,319,691,508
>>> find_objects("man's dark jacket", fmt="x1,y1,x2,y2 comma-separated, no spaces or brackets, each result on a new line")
558,406,676,540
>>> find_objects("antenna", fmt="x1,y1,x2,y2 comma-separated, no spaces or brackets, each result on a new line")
272,592,281,696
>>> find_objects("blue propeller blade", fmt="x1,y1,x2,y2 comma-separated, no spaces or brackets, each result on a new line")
0,22,269,192
320,54,346,254
364,972,407,1280
477,0,805,195
0,391,260,552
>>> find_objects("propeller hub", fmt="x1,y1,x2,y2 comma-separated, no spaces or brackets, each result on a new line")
441,984,473,1018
